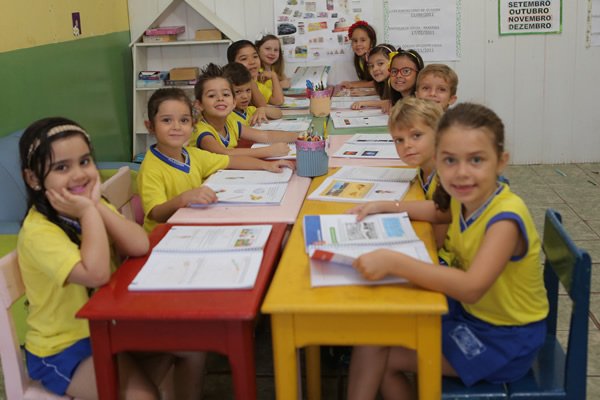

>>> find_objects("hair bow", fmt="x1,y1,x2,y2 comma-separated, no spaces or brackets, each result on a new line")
387,51,398,67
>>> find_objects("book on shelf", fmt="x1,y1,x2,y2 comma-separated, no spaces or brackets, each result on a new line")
303,213,431,287
251,143,297,159
136,80,164,89
129,224,272,291
192,168,293,206
307,166,415,203
142,34,178,43
138,71,169,80
144,25,185,36
164,79,198,86
252,118,311,132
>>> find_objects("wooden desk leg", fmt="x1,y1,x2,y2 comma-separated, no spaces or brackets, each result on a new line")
305,346,321,400
271,314,298,400
416,315,441,400
227,321,257,400
88,321,119,400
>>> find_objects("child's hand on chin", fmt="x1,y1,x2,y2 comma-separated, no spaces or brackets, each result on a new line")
46,187,96,219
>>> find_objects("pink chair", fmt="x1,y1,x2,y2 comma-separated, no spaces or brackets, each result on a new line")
0,250,72,399
100,166,144,225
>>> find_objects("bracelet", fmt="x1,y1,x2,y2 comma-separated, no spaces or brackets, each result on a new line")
395,200,401,210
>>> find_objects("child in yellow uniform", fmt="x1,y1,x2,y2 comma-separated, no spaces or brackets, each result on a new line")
340,20,377,89
255,34,291,89
227,40,284,106
416,63,459,111
389,49,424,106
350,44,396,113
138,87,293,232
348,97,446,246
347,103,548,399
17,117,172,399
223,62,282,126
192,63,297,158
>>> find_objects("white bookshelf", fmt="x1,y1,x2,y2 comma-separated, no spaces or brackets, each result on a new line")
128,0,241,158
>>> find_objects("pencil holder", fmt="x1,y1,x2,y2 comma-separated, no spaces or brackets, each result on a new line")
308,88,333,117
296,139,328,177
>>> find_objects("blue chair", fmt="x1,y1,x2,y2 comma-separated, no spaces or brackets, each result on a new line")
442,209,591,399
507,209,591,399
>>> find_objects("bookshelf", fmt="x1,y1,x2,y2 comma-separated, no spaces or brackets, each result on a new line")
128,0,242,159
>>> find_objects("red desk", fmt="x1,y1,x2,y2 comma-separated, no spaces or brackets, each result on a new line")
77,223,288,400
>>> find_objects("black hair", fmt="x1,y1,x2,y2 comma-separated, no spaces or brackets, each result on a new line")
147,88,193,127
348,22,377,81
222,62,252,86
194,63,233,100
389,49,425,105
19,117,94,245
227,40,257,63
367,44,396,99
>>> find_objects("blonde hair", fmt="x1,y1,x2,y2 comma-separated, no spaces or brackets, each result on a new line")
388,97,444,132
416,64,459,96
255,34,287,81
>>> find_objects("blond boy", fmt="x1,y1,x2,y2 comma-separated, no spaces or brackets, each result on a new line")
416,64,458,111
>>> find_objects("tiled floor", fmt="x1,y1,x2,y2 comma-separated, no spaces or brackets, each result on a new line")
1,163,599,399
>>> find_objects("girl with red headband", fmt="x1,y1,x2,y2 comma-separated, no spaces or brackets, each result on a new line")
340,20,377,89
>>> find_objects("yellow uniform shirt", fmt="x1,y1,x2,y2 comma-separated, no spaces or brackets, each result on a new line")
17,200,120,357
230,106,257,126
256,80,273,103
192,115,243,150
138,145,229,232
444,184,548,326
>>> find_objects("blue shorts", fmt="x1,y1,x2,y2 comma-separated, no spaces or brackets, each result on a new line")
25,338,92,396
442,298,546,387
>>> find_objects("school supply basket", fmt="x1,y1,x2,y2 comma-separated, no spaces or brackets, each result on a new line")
296,139,328,177
308,88,333,117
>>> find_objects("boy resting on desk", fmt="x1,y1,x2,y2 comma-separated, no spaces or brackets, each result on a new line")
223,62,282,126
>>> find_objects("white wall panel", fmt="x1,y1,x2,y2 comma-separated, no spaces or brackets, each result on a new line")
130,0,600,163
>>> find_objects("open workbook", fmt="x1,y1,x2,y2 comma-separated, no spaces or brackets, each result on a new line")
307,166,417,203
303,213,432,287
129,225,272,291
194,169,293,206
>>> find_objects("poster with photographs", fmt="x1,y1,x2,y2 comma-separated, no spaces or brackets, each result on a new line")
274,0,374,63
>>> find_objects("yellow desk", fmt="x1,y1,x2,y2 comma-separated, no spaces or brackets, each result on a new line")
261,170,448,400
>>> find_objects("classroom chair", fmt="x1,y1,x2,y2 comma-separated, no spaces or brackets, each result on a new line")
0,251,72,399
100,166,144,225
442,208,592,399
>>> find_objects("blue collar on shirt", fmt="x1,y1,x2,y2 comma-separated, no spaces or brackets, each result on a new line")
459,184,505,232
233,109,247,120
59,215,81,234
150,144,190,173
419,168,436,194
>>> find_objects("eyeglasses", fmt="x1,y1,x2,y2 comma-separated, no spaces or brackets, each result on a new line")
389,67,417,77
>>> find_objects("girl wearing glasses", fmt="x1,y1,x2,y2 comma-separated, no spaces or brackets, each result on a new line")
389,49,424,106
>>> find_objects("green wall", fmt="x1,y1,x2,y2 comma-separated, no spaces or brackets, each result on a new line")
0,31,133,161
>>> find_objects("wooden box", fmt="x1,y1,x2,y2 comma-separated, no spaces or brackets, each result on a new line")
195,29,222,41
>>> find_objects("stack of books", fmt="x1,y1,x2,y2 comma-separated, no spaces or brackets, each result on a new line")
136,70,168,88
142,25,185,43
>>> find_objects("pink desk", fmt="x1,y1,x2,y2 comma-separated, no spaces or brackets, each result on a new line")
327,135,407,167
77,223,288,400
167,174,311,225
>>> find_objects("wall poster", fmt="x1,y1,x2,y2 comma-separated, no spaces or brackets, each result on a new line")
499,0,562,35
273,0,374,64
383,0,459,62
